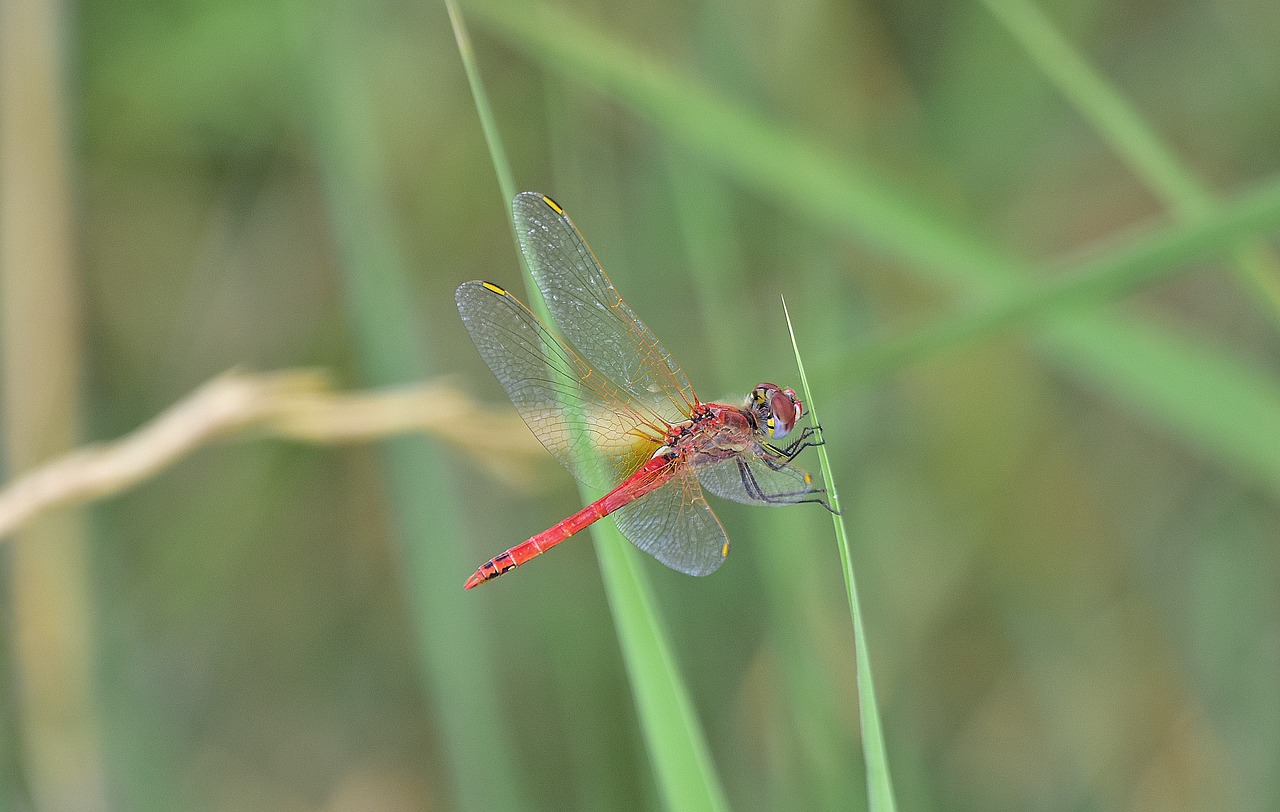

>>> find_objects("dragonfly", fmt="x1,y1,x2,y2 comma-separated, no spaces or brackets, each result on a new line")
456,192,830,590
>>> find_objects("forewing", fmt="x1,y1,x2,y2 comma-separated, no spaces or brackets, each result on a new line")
456,281,663,489
611,464,730,577
697,451,817,506
513,192,698,424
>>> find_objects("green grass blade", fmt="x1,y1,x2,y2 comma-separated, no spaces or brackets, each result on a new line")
594,540,731,812
838,173,1280,381
978,0,1280,319
829,175,1280,493
978,0,1201,205
783,297,897,812
293,5,526,810
444,0,515,204
447,6,729,809
1049,312,1280,494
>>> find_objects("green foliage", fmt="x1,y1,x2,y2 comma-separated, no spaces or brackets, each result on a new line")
9,0,1279,809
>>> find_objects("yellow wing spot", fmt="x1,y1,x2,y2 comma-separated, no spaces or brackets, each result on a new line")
541,195,565,214
721,542,730,558
481,281,507,295
804,473,813,485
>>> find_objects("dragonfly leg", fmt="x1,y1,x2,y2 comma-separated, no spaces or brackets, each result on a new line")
766,425,825,461
746,431,840,514
734,458,838,513
758,451,800,473
806,493,840,514
757,444,824,475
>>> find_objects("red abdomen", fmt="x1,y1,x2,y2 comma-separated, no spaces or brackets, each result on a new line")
464,455,674,589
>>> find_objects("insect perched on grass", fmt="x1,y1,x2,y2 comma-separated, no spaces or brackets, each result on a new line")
457,192,832,589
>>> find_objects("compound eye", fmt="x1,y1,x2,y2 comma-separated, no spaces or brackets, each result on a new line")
767,389,799,439
782,388,804,422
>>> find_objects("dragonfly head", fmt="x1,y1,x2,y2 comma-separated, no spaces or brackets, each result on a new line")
748,383,804,439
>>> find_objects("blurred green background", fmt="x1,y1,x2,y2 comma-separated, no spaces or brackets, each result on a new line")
2,0,1280,809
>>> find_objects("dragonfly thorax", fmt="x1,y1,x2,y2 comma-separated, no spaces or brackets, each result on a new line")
659,404,755,460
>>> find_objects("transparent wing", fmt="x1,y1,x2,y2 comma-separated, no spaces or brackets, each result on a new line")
696,450,817,506
513,192,698,426
612,463,730,577
456,280,667,490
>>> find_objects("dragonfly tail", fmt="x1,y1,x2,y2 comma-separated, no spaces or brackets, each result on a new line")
463,459,669,589
463,528,571,590
463,550,519,589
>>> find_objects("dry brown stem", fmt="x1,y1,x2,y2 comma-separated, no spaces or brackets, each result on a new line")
0,369,545,541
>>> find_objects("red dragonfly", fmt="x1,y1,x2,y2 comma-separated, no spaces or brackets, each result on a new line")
456,192,830,590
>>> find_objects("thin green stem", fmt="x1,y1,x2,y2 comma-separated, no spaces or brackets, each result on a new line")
445,0,515,205
784,297,898,812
